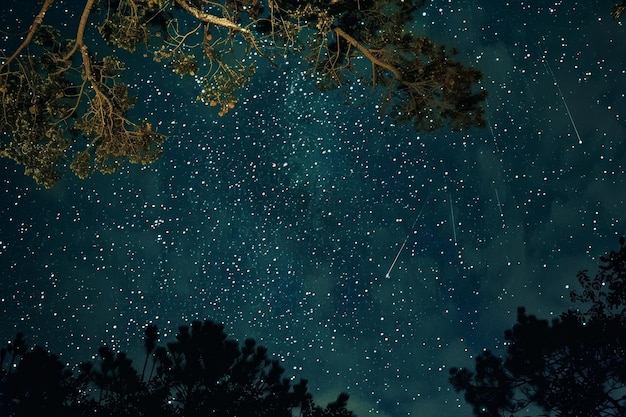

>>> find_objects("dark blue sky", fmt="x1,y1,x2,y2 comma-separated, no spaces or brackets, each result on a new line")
1,1,625,416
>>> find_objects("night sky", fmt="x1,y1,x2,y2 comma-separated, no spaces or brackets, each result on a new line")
1,1,626,416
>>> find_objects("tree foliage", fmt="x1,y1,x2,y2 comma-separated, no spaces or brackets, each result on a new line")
0,319,355,417
0,0,486,187
449,237,626,417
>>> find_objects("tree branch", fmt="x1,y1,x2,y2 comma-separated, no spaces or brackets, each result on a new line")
332,26,403,81
1,0,55,69
174,0,251,35
64,0,96,60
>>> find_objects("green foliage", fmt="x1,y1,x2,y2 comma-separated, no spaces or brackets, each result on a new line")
450,238,626,417
0,319,356,417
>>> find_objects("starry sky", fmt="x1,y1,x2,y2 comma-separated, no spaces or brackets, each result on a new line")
1,1,626,416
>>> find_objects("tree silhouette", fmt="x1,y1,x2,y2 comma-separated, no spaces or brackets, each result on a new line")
0,333,85,416
0,0,486,187
449,237,626,417
0,318,355,417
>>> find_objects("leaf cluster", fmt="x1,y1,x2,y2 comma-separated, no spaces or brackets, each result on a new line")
0,319,356,417
0,1,167,187
97,0,166,51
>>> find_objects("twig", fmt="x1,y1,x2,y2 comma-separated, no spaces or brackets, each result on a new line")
332,26,403,81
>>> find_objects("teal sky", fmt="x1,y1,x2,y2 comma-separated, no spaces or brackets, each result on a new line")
1,1,625,416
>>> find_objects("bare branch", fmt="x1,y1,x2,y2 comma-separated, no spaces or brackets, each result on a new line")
174,0,250,35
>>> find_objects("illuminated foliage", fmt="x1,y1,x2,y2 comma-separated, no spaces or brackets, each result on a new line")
0,0,167,187
0,0,486,187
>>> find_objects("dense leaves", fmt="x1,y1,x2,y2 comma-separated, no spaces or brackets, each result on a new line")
450,238,626,417
0,319,355,417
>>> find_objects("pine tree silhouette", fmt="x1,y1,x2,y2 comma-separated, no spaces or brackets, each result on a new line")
0,319,355,417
